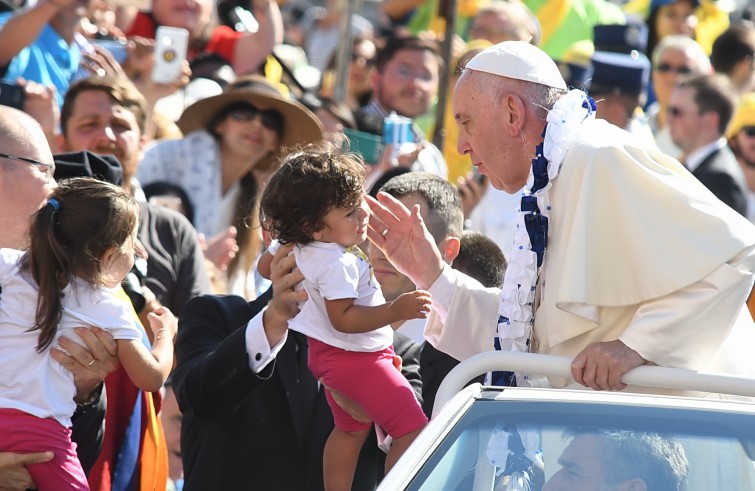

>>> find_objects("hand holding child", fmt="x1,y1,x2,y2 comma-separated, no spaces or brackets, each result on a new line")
0,451,53,491
389,290,432,321
51,327,118,403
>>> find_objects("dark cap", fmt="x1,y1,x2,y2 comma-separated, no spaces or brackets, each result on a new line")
593,22,649,54
589,50,651,97
53,151,123,186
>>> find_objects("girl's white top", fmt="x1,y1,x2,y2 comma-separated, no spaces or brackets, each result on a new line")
0,248,142,427
271,241,393,352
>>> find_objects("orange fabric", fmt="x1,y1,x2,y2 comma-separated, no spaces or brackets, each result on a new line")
140,391,169,491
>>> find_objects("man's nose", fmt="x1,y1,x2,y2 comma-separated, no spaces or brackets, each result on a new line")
96,125,117,143
457,137,471,156
367,242,387,261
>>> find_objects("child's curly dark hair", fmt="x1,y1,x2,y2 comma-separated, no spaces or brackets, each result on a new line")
260,139,366,245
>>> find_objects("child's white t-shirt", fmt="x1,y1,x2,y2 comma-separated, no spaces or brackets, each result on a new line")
270,241,394,352
0,248,143,427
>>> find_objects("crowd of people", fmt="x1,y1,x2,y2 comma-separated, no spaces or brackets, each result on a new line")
0,0,754,489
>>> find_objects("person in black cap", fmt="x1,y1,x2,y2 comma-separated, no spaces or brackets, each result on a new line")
589,50,654,140
588,21,655,139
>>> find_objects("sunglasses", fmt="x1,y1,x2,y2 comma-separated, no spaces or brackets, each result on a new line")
227,105,284,133
741,126,755,137
0,152,56,181
656,63,692,75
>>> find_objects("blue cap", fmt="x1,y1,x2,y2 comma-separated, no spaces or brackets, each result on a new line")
589,50,651,97
593,22,648,54
650,0,699,12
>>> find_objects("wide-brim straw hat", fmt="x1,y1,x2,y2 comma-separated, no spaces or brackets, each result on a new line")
177,75,324,171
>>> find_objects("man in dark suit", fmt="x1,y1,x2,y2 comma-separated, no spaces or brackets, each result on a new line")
172,245,423,490
668,74,748,216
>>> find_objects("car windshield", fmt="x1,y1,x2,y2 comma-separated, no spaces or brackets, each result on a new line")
408,395,755,491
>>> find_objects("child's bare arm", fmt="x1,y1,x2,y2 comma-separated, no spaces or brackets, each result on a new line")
116,306,177,392
258,250,274,280
325,290,432,334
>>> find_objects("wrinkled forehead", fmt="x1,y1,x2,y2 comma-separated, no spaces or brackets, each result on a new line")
453,71,487,107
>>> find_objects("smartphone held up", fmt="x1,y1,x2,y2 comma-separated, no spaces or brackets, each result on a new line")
152,27,189,84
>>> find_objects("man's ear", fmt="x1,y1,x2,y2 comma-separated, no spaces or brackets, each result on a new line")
504,94,526,137
439,236,461,264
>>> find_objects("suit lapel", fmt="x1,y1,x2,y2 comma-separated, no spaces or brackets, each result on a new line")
692,148,719,177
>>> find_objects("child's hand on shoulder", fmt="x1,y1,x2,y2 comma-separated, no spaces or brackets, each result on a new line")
147,306,178,342
390,290,432,321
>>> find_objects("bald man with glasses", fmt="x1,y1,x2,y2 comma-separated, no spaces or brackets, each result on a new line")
0,106,118,491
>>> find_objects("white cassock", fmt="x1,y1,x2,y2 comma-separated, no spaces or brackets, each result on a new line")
424,118,755,394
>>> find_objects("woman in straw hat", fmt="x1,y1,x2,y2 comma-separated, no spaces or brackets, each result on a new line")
138,75,324,299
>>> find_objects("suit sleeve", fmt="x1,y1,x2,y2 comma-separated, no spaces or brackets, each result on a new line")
70,384,106,474
700,171,748,218
172,292,274,422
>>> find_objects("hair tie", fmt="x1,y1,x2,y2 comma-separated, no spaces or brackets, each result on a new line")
47,198,60,211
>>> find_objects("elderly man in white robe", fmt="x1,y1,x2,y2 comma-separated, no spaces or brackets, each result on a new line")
366,41,755,394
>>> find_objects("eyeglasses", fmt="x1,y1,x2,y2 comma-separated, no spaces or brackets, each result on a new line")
392,65,436,84
656,63,692,75
741,126,755,137
0,153,55,180
227,105,284,133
